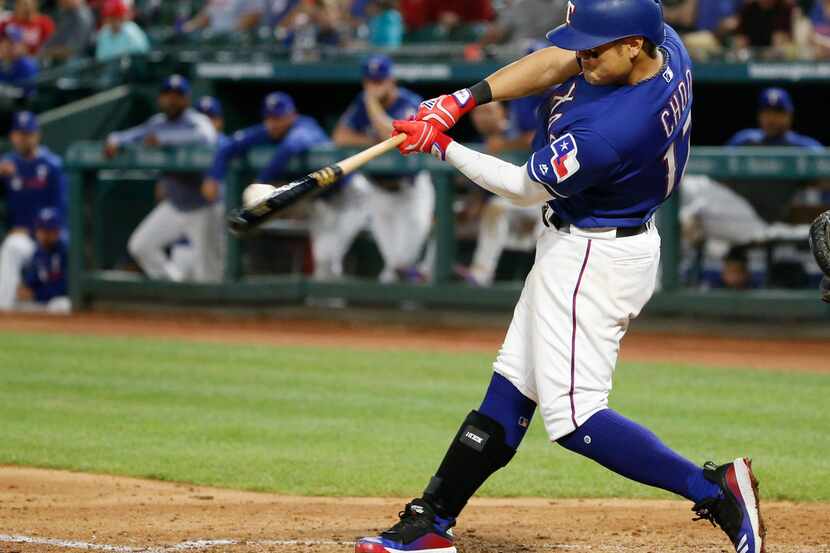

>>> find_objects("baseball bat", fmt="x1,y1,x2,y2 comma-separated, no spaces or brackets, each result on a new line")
226,134,407,235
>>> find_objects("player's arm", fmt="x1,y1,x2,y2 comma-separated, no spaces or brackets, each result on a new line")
393,120,550,207
416,48,580,130
206,127,265,182
364,94,395,140
332,100,375,147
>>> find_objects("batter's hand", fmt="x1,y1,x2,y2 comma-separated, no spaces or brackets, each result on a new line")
415,89,476,131
392,120,453,160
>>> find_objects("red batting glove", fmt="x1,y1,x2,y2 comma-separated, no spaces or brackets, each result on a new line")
415,89,476,131
392,119,453,160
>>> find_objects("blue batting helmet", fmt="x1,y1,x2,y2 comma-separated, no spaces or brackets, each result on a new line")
546,0,665,51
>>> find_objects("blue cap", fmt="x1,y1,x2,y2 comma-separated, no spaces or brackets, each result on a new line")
3,24,23,43
11,111,39,132
161,74,191,95
758,87,793,112
35,207,62,230
362,54,393,81
546,0,665,51
262,92,295,118
197,96,223,117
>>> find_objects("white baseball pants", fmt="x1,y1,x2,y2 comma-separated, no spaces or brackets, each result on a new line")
308,178,372,281
358,171,435,283
128,200,224,282
493,222,660,441
0,232,36,310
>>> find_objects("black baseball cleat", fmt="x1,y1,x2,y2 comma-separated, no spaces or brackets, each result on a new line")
692,458,766,553
355,498,456,553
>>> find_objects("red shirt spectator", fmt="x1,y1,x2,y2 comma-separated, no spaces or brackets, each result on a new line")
401,0,493,29
0,0,55,55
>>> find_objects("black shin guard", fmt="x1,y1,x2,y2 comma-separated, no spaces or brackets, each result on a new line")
423,410,516,519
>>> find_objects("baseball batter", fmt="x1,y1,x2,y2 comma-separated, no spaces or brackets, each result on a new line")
333,55,434,283
356,1,765,553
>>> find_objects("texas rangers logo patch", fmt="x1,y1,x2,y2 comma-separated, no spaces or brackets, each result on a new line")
550,133,580,182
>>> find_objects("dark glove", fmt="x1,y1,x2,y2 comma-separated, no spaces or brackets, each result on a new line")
809,210,830,302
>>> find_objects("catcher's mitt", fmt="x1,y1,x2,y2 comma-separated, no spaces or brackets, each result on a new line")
808,210,830,303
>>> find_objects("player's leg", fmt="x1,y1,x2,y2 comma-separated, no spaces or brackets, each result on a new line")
127,200,188,281
183,205,223,283
395,171,435,275
534,227,763,553
356,267,539,553
0,232,37,310
365,180,401,283
465,197,510,286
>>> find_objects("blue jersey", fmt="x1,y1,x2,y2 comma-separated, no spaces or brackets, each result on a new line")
0,57,38,98
726,129,823,150
341,88,422,138
507,94,543,139
1,147,67,232
208,115,331,184
527,25,693,229
24,239,68,303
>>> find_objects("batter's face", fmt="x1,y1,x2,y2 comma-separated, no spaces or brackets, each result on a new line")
758,109,792,139
10,130,40,156
577,38,641,86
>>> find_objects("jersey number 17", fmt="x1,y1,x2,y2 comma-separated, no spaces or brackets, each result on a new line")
663,111,692,198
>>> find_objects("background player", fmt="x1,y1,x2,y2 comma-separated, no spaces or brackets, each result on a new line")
0,111,66,311
332,54,434,283
17,206,69,313
356,2,765,553
727,87,823,149
205,91,370,281
105,75,221,283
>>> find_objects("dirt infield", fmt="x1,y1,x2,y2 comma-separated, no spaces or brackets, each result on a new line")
2,312,829,552
1,467,828,553
1,311,829,372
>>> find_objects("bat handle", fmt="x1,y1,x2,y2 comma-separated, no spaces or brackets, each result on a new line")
338,134,407,175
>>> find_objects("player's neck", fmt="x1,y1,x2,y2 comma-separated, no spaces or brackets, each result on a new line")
626,49,664,86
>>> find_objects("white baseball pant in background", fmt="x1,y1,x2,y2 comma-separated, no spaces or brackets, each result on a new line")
468,198,542,285
0,232,37,310
308,178,372,281
128,201,224,283
493,222,660,441
356,171,435,283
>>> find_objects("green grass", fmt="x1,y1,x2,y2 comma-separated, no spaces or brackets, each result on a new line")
0,331,828,501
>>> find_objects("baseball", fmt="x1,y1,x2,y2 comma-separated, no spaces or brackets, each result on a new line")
243,183,275,208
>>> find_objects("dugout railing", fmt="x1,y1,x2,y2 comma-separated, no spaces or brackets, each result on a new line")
64,143,830,319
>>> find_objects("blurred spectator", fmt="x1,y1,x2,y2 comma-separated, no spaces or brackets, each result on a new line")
104,75,222,283
95,0,149,62
206,92,370,281
0,24,38,102
17,206,70,313
809,0,830,57
401,0,493,39
39,0,94,63
0,0,55,55
333,55,433,283
662,0,740,58
478,0,567,49
367,0,402,47
182,0,264,35
0,111,67,311
265,0,302,29
726,87,823,148
730,0,795,56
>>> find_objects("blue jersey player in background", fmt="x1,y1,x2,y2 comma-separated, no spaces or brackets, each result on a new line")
0,111,66,312
357,1,766,553
726,87,823,149
333,54,435,283
206,92,370,281
19,207,70,313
